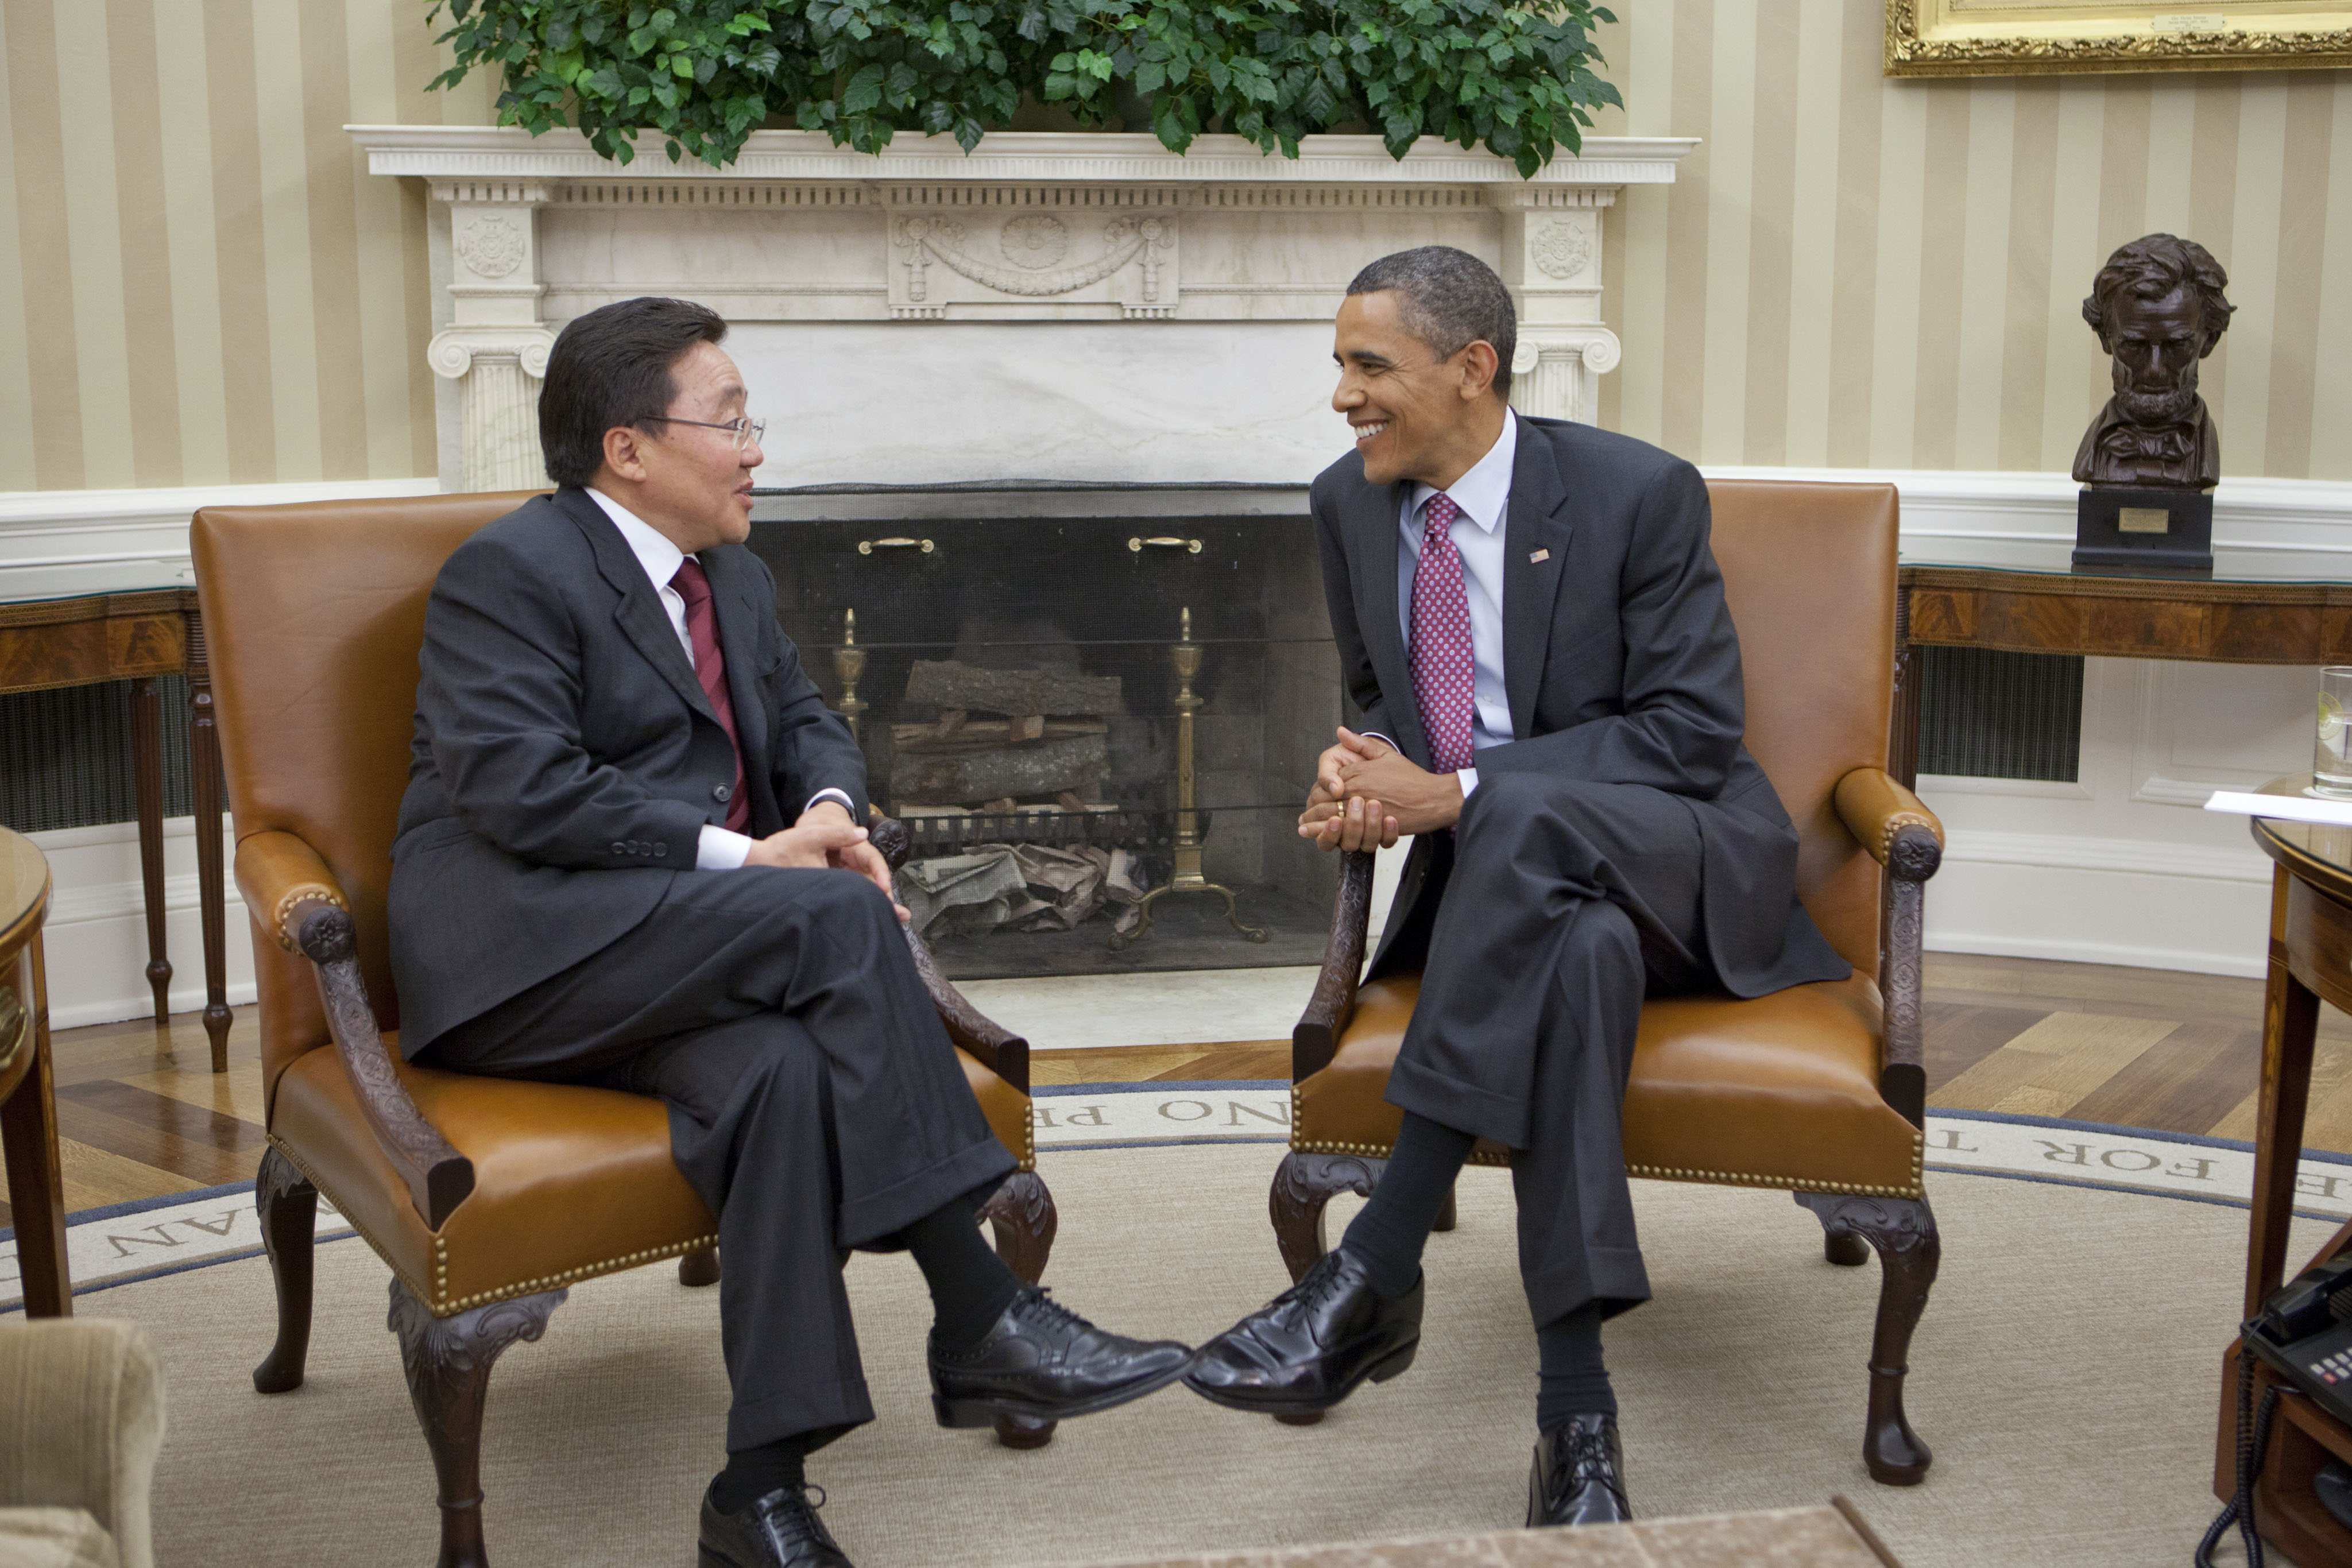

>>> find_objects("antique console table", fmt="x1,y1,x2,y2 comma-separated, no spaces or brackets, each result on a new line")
1,827,68,1315
0,563,232,1071
1895,537,2352,787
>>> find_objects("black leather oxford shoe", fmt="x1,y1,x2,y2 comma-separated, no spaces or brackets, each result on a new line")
1526,1412,1633,1528
929,1286,1194,1427
699,1482,853,1568
1183,1246,1423,1417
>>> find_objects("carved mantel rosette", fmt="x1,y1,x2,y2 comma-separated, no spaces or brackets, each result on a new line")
427,180,555,492
887,199,1179,320
1492,187,1618,425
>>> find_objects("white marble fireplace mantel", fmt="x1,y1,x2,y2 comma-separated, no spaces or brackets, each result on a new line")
350,126,1695,491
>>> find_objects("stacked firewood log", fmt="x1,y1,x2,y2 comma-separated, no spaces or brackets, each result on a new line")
888,660,1122,819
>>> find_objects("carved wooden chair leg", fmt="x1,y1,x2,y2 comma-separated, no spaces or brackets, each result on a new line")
678,1248,721,1288
1796,1190,1871,1267
1269,1151,1384,1284
252,1148,318,1394
1266,1152,1387,1428
388,1279,567,1568
980,1170,1061,1451
1795,1191,1939,1485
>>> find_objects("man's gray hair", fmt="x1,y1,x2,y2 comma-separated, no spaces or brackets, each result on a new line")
1345,246,1518,401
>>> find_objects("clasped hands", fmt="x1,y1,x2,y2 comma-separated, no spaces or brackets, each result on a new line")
1298,726,1462,853
744,800,910,921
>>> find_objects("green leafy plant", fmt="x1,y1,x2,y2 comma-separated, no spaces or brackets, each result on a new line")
428,0,1619,177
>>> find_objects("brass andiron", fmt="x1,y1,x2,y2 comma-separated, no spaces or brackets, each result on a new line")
1113,606,1268,950
833,607,868,741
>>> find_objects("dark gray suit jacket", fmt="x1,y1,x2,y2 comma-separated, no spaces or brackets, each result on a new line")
1315,415,1848,997
387,487,869,1054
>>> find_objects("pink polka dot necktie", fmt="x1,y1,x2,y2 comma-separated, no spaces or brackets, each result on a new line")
670,557,752,835
1411,492,1476,776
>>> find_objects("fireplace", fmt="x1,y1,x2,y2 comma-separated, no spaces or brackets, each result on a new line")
753,482,1338,978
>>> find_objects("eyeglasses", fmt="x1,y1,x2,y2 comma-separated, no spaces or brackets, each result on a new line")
642,415,765,452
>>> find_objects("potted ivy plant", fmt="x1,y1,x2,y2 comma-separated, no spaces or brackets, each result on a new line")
427,0,1619,177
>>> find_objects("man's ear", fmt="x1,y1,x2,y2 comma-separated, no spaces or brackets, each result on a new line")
1457,340,1500,402
601,424,651,482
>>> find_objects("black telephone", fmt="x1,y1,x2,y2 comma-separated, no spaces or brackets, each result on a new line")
2200,1253,2352,1566
2247,1253,2352,1427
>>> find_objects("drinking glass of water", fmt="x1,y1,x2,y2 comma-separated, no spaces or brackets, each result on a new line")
2316,668,2352,797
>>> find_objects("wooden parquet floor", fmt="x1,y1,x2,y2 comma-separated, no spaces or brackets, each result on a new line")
8,951,2342,1227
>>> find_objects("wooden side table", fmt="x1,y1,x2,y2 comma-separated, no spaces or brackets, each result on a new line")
2216,777,2352,1561
0,828,68,1317
0,585,232,1071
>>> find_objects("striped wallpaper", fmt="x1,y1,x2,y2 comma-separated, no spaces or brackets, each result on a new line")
1591,1,2352,479
0,0,491,493
3,1,2348,490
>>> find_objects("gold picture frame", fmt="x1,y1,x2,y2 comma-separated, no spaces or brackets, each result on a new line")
1887,1,2352,77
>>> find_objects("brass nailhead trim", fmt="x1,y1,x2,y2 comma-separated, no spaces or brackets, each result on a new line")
1291,1122,1929,1201
1878,815,1939,861
265,1135,724,1318
270,883,348,951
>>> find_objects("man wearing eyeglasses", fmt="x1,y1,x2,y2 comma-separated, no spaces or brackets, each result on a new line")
386,296,1191,1568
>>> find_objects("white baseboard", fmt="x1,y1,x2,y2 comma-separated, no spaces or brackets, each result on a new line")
28,818,257,1030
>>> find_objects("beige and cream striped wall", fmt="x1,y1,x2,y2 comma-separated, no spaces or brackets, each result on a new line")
4,0,2350,492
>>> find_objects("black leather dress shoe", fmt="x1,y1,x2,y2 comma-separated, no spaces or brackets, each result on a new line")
1526,1412,1632,1527
929,1286,1194,1427
1183,1246,1423,1416
699,1482,853,1568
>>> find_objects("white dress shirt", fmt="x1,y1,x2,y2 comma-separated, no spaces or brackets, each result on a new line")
1368,410,1519,796
586,489,854,869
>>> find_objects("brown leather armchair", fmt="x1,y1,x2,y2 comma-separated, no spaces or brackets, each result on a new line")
191,493,1057,1568
1277,480,1943,1486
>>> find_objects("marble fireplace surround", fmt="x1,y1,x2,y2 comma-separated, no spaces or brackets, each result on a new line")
350,127,1694,491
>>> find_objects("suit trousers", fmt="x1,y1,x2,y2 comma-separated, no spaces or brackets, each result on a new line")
1383,772,1716,1329
424,865,1018,1452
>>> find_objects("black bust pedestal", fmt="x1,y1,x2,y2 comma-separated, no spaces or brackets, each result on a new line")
2074,486,2214,575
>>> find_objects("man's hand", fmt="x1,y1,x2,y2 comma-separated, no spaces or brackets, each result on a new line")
745,800,910,921
1306,726,1394,810
1300,727,1401,851
1334,745,1463,838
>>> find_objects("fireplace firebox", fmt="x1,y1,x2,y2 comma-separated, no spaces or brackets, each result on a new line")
751,482,1342,980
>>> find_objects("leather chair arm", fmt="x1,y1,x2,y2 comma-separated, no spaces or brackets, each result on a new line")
1833,768,1944,881
867,811,1031,1093
233,833,475,1230
1830,771,1940,1131
1294,850,1378,1081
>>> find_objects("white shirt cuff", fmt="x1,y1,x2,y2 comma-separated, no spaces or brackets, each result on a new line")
804,788,857,819
696,826,752,870
1458,766,1479,797
1359,733,1399,755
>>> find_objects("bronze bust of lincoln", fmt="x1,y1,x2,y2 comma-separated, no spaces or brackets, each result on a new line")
2074,233,2235,490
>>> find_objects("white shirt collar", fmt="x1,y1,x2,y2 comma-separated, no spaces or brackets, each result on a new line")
586,487,687,593
1409,409,1518,535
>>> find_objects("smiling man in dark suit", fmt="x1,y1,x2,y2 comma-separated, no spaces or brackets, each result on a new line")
388,297,1190,1568
1183,249,1849,1525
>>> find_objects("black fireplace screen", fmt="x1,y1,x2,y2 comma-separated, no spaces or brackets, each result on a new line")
750,488,1343,981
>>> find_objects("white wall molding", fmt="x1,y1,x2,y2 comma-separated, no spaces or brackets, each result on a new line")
27,818,256,1031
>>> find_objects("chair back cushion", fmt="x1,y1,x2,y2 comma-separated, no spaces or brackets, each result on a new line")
192,493,538,1095
1704,481,1899,975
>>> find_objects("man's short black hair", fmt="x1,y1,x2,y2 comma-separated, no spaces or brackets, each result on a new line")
1345,246,1517,401
539,296,729,487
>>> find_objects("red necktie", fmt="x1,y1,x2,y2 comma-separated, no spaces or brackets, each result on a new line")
670,557,751,834
1410,493,1477,775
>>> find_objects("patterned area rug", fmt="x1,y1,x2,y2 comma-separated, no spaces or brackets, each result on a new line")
20,1139,2334,1568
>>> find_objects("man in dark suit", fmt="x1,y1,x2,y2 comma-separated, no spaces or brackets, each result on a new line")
1185,249,1848,1524
389,297,1190,1568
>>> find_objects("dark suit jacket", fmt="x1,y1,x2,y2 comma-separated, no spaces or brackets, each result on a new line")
387,487,869,1054
1314,415,1848,997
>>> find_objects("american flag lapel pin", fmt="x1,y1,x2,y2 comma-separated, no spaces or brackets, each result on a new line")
1529,548,1551,564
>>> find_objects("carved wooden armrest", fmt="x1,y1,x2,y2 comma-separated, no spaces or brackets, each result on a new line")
865,811,1032,1094
233,831,475,1230
1831,769,1942,1131
1293,850,1378,1082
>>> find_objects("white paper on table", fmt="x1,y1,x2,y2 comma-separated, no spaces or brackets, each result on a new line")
2203,790,2352,826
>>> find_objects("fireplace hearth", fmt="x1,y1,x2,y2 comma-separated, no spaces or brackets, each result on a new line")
752,482,1339,979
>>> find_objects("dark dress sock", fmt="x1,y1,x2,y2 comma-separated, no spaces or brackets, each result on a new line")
1536,1301,1616,1428
1341,1111,1479,1300
900,1194,1025,1354
712,1433,810,1514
